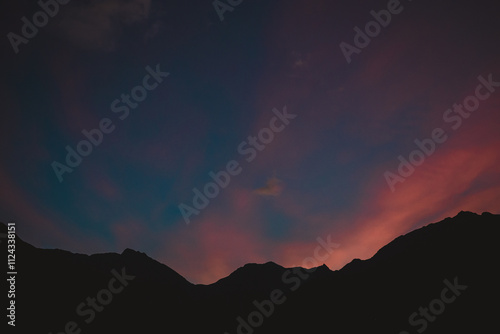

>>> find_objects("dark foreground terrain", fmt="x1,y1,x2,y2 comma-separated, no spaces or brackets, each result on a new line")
3,211,499,333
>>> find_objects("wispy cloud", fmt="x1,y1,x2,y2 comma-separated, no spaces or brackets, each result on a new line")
254,175,284,197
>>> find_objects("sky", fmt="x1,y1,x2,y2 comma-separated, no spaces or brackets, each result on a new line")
1,0,500,284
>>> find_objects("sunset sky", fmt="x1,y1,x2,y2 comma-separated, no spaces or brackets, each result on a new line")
1,0,499,284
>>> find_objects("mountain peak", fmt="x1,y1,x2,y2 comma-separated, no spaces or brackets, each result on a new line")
121,248,144,256
241,261,283,270
456,210,479,218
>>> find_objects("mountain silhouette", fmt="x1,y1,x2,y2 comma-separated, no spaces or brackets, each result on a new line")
4,211,499,333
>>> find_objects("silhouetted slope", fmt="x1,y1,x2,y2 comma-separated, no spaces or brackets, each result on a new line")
3,211,499,333
271,211,499,333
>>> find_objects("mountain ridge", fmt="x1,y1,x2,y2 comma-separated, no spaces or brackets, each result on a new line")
4,211,499,333
1,210,498,285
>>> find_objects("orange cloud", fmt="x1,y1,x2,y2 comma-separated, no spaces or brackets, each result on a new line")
254,175,284,197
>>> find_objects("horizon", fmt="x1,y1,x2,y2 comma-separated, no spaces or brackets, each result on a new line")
3,210,496,285
2,0,500,285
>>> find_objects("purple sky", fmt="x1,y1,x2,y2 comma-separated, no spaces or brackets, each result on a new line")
1,0,500,283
